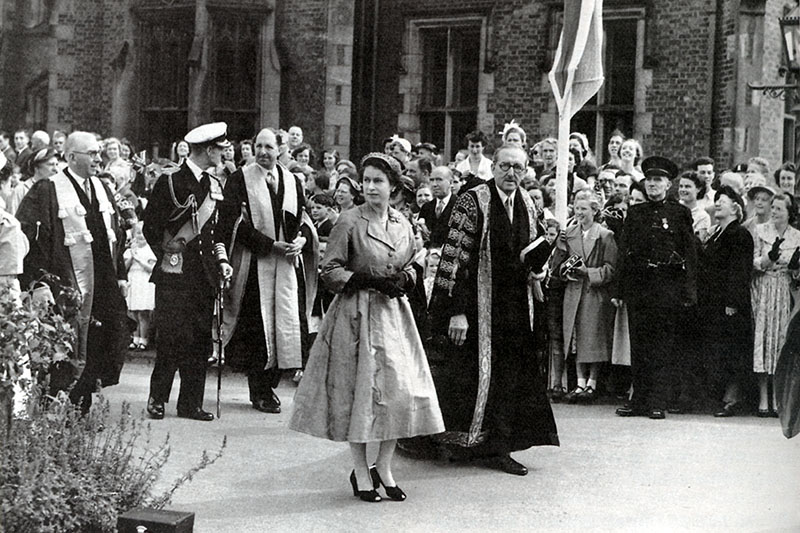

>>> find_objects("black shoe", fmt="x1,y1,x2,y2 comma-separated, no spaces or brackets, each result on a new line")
252,397,281,413
615,405,646,417
648,409,666,420
147,397,164,420
490,455,528,476
369,466,406,501
564,387,585,404
177,407,214,421
713,402,739,418
757,408,771,418
350,470,381,502
577,386,597,403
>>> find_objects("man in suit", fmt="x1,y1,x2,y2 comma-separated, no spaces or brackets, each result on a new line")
217,128,310,414
16,131,129,412
418,166,456,248
13,130,31,173
144,122,233,421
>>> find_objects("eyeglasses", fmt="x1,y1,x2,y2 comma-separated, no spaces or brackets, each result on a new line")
73,150,103,159
497,162,527,175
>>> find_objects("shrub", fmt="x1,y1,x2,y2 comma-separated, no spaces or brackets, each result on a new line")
0,393,226,533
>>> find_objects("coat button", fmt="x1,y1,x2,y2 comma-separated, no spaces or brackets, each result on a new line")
388,251,395,257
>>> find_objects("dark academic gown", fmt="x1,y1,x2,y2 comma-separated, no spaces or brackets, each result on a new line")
17,172,129,401
430,182,559,456
776,310,800,438
698,221,754,395
217,165,306,396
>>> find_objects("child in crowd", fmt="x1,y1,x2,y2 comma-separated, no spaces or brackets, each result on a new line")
309,192,336,240
543,218,568,400
124,221,156,350
423,248,441,305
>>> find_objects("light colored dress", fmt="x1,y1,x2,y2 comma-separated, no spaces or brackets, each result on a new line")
124,241,156,311
752,222,800,374
289,204,444,442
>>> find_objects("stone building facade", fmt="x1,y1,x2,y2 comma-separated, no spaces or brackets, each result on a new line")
0,0,795,169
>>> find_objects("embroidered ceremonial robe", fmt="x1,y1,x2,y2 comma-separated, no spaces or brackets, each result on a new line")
430,181,559,454
17,170,128,388
218,163,311,372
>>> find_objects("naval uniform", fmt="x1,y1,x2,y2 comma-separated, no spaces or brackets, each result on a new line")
614,197,697,413
143,158,227,415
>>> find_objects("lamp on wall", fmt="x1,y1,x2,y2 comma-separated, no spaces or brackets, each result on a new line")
749,2,800,99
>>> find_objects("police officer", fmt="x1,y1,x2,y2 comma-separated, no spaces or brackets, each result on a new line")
612,156,697,419
144,123,233,421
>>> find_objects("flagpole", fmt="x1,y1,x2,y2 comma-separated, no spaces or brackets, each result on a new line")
554,110,571,227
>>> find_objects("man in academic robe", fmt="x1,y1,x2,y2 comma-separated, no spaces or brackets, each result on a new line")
144,122,233,422
429,144,559,476
218,128,313,413
17,131,129,412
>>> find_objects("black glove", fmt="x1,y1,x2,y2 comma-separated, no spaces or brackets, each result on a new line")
768,237,785,262
345,272,406,298
789,247,800,270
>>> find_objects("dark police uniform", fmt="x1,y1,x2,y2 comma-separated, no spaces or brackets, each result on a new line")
144,123,230,421
614,157,697,418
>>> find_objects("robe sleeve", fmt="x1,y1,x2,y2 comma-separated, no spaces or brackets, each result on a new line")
725,228,754,310
431,191,479,318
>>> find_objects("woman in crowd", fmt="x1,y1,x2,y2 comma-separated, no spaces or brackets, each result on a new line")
173,140,190,165
678,170,711,242
559,189,618,403
700,186,754,417
752,193,800,416
618,138,644,182
775,162,797,196
8,148,58,215
239,140,255,166
544,219,567,400
569,132,597,180
292,143,314,167
321,148,340,183
500,120,526,147
119,139,135,161
334,176,362,212
104,137,133,190
743,184,775,237
289,152,444,503
415,184,433,210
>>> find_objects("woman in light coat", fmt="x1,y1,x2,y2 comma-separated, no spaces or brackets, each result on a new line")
559,189,618,403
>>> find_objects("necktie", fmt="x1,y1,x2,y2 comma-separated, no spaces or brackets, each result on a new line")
435,201,444,217
84,178,92,203
267,170,276,194
505,196,513,223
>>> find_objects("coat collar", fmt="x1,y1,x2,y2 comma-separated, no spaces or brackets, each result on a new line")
566,222,600,259
358,204,404,250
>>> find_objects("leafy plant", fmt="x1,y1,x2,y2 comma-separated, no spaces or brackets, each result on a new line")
0,392,226,533
0,287,76,427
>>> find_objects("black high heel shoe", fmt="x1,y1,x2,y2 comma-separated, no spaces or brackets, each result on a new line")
369,467,407,501
349,470,381,502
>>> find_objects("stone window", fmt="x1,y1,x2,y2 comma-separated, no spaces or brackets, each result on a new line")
570,13,643,162
419,25,481,161
138,18,193,156
210,16,261,142
399,16,492,162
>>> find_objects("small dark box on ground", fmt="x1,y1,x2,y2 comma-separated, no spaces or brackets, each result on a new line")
117,508,194,533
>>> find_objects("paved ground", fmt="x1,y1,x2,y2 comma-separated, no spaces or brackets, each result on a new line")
104,359,800,533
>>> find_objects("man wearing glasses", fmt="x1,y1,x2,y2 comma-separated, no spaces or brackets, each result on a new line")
16,131,130,412
429,144,559,476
